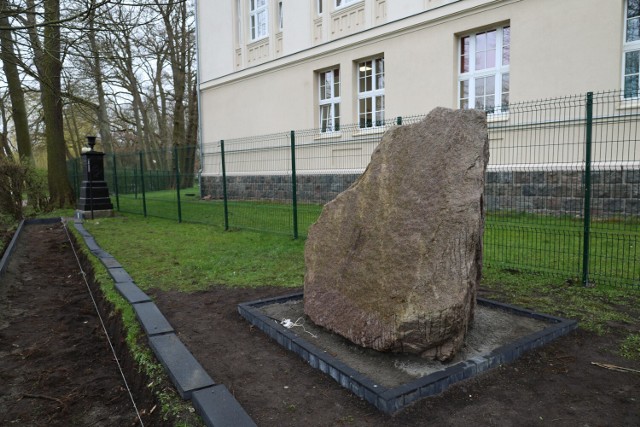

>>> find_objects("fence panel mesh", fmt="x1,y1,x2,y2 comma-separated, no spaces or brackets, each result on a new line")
68,90,640,288
587,92,640,286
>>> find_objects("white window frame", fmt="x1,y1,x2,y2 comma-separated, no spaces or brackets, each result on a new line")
624,0,640,99
319,68,341,133
458,25,510,113
357,57,385,129
249,0,268,41
336,0,359,9
235,0,242,45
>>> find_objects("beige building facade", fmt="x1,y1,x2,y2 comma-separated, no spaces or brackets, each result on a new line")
196,0,639,182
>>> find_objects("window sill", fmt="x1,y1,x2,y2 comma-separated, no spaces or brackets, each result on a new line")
352,127,387,138
333,1,364,14
247,36,269,47
618,98,640,110
313,131,343,141
487,112,509,123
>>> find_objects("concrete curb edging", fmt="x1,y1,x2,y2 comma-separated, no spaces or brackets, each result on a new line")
0,219,24,278
69,219,257,427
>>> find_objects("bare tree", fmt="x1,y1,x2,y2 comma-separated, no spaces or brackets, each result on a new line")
154,0,196,187
0,0,199,199
102,5,158,162
86,0,112,154
33,0,74,207
0,89,15,159
0,0,31,162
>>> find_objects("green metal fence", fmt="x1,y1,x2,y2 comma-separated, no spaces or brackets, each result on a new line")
68,90,640,288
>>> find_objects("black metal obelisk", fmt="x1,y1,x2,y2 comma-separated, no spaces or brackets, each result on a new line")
77,136,113,219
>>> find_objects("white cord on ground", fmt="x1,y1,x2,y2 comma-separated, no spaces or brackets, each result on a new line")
62,219,145,427
280,317,318,338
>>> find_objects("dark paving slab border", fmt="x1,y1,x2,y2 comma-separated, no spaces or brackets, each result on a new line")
107,267,134,283
133,301,175,336
238,292,578,415
115,281,152,304
192,385,257,427
81,235,101,251
100,257,122,269
91,248,113,259
68,219,255,426
148,333,215,399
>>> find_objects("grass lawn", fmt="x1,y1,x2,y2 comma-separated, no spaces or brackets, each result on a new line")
83,213,640,361
112,187,324,236
84,216,306,290
109,188,640,287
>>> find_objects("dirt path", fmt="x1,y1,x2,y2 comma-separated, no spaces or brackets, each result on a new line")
152,287,640,427
2,221,639,426
0,222,156,426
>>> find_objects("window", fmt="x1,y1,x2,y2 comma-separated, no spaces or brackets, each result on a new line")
235,0,242,44
458,26,510,113
249,0,268,41
278,1,283,30
319,68,341,132
358,57,385,128
317,0,323,15
624,0,640,98
336,0,358,8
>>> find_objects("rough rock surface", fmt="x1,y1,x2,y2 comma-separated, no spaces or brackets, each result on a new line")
303,107,489,361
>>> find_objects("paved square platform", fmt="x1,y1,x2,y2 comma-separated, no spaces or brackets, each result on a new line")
238,292,577,414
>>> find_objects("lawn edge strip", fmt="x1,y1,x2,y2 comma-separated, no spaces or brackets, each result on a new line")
72,218,256,427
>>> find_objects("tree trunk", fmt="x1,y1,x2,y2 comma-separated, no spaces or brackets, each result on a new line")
184,86,198,187
0,96,13,159
150,51,170,170
157,0,196,188
0,0,32,162
63,108,82,158
88,0,113,155
0,133,11,159
41,0,74,207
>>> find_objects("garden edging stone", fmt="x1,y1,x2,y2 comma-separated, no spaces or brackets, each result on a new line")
70,218,255,426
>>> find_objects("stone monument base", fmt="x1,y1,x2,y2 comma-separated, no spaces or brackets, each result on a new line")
239,292,577,414
75,209,115,220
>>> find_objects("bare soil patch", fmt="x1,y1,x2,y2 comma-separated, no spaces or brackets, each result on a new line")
151,286,640,427
0,222,169,426
1,222,639,426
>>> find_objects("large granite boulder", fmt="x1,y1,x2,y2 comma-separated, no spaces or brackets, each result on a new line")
303,107,489,361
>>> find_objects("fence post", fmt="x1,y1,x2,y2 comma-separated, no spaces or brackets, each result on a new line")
139,151,147,217
582,92,594,287
290,130,299,240
112,154,120,211
133,165,138,199
220,140,229,231
73,160,79,200
123,168,128,196
174,146,183,223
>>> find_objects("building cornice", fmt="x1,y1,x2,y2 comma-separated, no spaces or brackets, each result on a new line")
199,0,522,91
